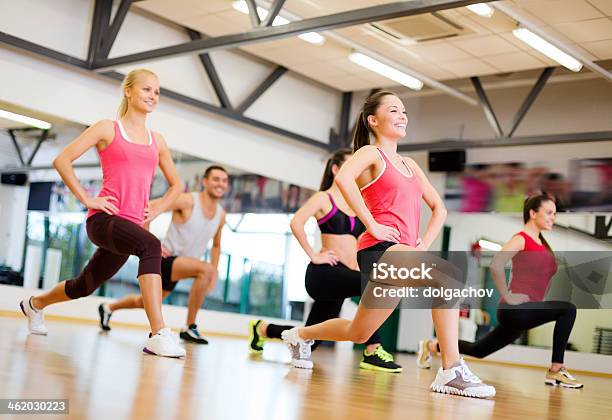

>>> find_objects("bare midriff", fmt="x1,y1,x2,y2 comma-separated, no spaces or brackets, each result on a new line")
320,234,359,270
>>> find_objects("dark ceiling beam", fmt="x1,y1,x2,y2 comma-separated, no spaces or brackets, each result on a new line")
261,0,287,27
92,0,495,70
87,0,112,66
245,0,261,27
186,28,233,110
0,33,327,151
99,0,134,58
507,67,554,138
471,76,504,138
235,66,287,114
100,71,326,150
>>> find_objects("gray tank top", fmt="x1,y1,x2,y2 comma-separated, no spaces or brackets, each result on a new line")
162,193,223,259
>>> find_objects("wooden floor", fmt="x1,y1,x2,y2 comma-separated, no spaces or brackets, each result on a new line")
1,315,611,420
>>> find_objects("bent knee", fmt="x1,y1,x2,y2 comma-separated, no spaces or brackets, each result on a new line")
348,326,373,344
196,263,214,279
137,234,161,260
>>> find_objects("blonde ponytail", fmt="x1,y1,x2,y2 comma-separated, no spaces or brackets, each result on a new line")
117,68,157,118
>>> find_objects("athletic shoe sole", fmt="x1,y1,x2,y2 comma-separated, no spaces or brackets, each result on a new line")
291,359,313,369
545,379,584,389
19,300,47,336
359,361,402,373
179,331,208,345
142,347,185,358
430,383,496,398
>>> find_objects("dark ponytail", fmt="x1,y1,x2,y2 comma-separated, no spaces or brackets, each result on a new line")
319,148,352,191
352,90,397,153
523,193,556,254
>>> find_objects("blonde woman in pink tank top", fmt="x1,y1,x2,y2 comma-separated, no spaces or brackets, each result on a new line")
19,69,186,358
281,92,495,398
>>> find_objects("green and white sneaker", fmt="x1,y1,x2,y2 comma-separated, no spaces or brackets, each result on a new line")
248,319,265,354
359,345,402,373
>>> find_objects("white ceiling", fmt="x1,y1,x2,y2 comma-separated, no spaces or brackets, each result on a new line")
134,0,612,91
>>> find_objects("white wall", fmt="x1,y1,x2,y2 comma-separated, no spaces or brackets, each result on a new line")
0,46,327,189
400,77,612,142
0,0,345,189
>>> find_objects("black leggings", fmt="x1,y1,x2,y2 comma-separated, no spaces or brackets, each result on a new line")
266,263,382,350
64,213,162,299
456,301,577,364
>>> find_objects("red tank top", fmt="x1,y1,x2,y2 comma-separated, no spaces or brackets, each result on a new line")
87,121,159,226
358,148,423,250
507,231,557,302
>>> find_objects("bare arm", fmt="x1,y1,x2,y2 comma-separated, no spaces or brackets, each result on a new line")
335,146,401,243
290,192,325,259
209,211,225,271
145,132,182,222
490,235,529,304
405,157,447,250
53,120,119,214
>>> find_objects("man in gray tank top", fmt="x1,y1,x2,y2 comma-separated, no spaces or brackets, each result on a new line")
98,166,228,344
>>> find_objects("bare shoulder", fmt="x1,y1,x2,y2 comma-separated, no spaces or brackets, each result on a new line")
91,119,115,141
506,234,526,251
152,131,167,147
402,156,421,169
173,192,194,211
309,190,329,204
354,145,379,157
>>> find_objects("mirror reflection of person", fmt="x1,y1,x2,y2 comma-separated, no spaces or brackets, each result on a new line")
419,194,583,389
100,166,229,345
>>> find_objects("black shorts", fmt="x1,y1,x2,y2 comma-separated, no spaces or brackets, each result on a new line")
161,256,178,292
357,241,396,278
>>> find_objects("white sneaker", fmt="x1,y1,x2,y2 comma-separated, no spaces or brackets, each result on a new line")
19,297,48,335
143,328,186,358
281,327,314,369
430,358,496,398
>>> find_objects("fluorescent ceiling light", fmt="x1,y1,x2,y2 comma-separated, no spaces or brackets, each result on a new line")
232,1,325,45
478,239,502,251
0,109,52,130
349,52,423,90
466,3,494,18
513,27,583,72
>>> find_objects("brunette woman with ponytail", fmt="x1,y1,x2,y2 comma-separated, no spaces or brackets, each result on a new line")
281,91,496,398
248,148,401,373
419,193,582,388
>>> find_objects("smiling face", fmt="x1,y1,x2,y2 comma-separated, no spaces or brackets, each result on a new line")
203,168,229,199
529,199,556,231
366,95,407,141
125,73,160,114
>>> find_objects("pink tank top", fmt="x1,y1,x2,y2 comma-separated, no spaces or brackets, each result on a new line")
358,148,423,250
507,231,557,302
87,120,159,226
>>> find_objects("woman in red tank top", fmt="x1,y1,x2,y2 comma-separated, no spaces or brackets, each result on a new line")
20,69,186,358
420,194,582,388
281,91,495,398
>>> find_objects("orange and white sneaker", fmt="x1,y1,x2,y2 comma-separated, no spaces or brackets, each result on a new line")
545,368,583,388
